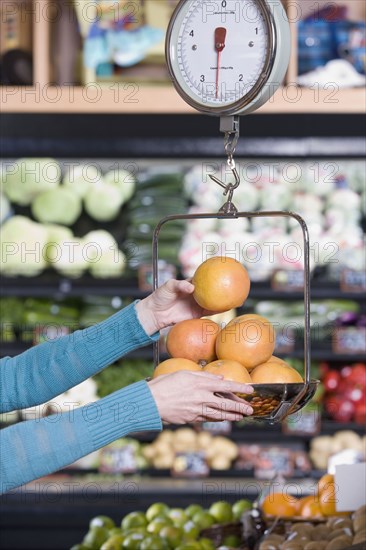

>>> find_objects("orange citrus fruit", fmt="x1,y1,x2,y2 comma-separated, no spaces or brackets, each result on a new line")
262,492,298,517
300,498,323,518
192,256,250,312
296,495,314,515
251,361,303,384
152,358,202,378
203,359,252,384
317,473,335,497
216,319,275,370
166,319,219,364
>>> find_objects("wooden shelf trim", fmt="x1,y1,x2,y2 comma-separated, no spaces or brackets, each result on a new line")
1,84,365,114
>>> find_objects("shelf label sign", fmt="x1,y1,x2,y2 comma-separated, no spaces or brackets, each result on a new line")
340,270,366,293
254,446,294,479
200,420,232,434
271,270,304,292
333,327,366,354
99,443,137,474
171,452,209,478
282,402,321,436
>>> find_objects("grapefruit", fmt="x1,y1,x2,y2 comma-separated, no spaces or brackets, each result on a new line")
300,498,323,518
203,359,252,384
227,313,271,327
250,361,303,384
192,256,250,312
317,473,335,497
262,493,298,517
152,358,202,378
216,318,275,370
166,319,219,364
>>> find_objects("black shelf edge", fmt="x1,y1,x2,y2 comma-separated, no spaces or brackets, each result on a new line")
1,276,365,300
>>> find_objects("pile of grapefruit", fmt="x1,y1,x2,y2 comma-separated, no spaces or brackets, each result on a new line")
153,256,303,386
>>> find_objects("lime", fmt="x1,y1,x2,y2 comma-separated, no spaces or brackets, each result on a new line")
198,538,216,550
185,504,203,518
146,502,170,522
140,535,169,550
192,511,215,530
83,526,109,549
121,511,147,531
168,508,189,527
108,528,123,537
69,545,90,550
182,520,200,541
90,515,116,531
122,532,144,549
147,516,173,535
223,534,241,546
100,534,125,550
208,501,233,524
160,525,184,548
232,499,252,520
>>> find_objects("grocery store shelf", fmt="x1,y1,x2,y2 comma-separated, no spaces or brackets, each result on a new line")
1,276,365,300
1,341,365,362
2,85,366,114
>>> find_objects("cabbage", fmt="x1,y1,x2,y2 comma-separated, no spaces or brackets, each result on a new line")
32,188,82,226
82,230,118,261
0,215,48,276
44,224,74,264
2,158,61,206
84,180,124,222
53,237,88,278
63,164,101,198
89,249,126,279
104,169,136,202
0,193,12,224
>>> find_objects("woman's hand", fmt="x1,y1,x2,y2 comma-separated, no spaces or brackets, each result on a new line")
148,370,254,424
135,279,211,335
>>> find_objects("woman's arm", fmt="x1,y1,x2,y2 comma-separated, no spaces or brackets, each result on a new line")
0,380,162,494
0,279,205,414
0,302,158,414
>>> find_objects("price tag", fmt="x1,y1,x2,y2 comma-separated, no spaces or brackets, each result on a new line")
200,420,232,435
171,452,209,478
333,327,366,354
271,270,304,292
282,402,321,436
99,443,137,474
254,446,294,480
340,270,366,293
138,262,177,292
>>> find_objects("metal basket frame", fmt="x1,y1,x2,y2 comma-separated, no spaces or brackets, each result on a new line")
152,210,316,422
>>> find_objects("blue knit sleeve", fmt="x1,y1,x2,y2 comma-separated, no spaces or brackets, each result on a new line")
0,302,159,413
0,380,162,494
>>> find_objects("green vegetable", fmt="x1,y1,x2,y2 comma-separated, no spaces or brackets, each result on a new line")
0,215,48,276
63,164,101,198
0,193,11,224
32,187,82,226
104,169,136,202
94,360,153,398
3,158,61,206
84,181,124,222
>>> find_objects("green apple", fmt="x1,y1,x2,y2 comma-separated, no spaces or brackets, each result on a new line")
83,526,109,549
160,525,184,547
185,504,203,518
209,501,233,524
140,535,169,550
122,532,144,549
182,520,200,541
168,508,189,527
232,499,252,520
121,511,147,531
146,502,170,522
147,516,173,535
100,534,125,550
192,511,215,530
90,515,116,531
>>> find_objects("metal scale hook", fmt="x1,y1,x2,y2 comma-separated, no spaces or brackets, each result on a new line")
209,115,241,215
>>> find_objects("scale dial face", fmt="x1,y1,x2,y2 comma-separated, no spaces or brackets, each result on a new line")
166,0,290,115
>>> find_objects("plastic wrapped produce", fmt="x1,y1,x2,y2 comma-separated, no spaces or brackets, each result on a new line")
84,180,124,222
32,187,82,226
258,182,292,210
63,163,101,198
327,187,361,211
104,169,136,202
53,237,88,278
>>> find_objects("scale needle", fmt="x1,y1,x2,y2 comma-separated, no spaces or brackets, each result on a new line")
215,27,227,99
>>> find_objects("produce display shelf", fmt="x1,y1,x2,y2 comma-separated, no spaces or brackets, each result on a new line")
1,277,365,301
1,341,365,363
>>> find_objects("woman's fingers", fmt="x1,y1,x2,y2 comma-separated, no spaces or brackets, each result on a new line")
203,396,253,417
209,379,254,395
